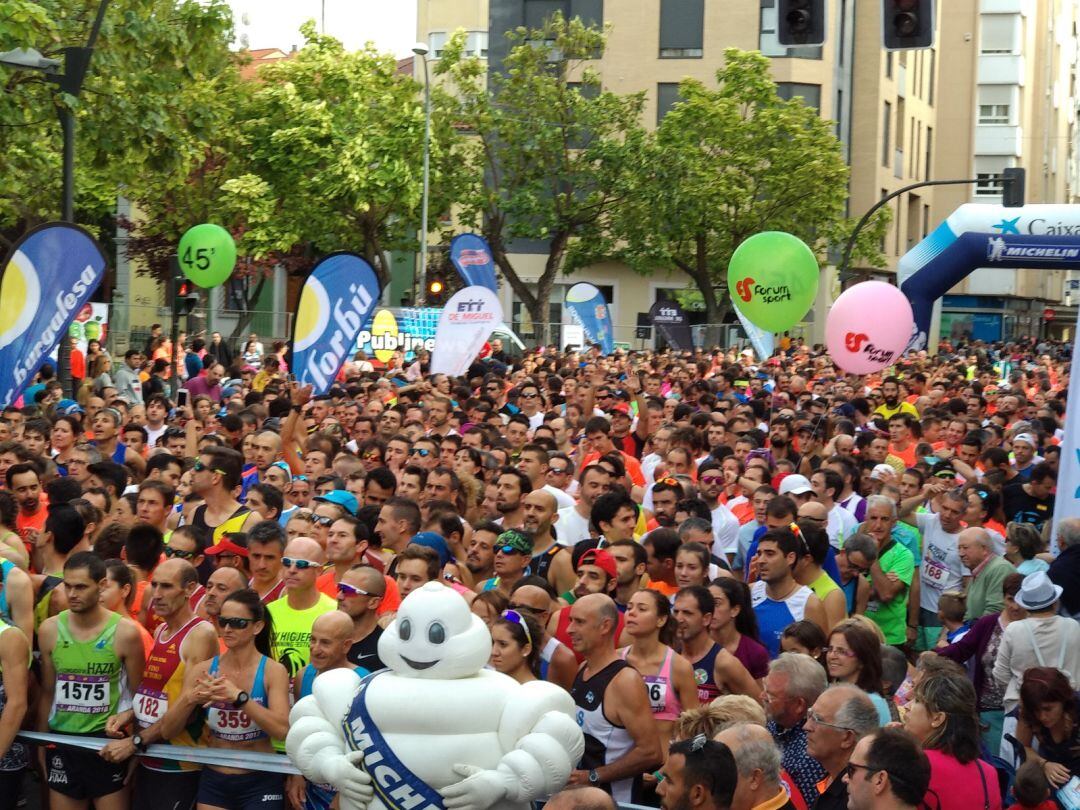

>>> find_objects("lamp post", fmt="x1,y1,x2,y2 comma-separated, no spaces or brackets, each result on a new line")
412,42,432,305
0,0,111,395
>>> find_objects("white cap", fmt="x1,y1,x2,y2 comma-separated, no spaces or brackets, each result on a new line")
778,474,813,496
1012,433,1036,448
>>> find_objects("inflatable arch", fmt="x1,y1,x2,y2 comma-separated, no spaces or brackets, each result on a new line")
898,204,1080,351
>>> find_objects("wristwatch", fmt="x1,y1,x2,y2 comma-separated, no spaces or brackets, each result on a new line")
233,691,250,709
588,769,600,784
132,734,147,752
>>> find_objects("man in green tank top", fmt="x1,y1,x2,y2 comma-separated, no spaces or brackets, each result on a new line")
37,552,146,810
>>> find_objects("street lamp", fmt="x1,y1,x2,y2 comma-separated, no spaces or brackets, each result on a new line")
412,41,432,305
0,0,111,393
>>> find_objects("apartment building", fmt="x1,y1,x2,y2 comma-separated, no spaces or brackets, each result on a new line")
417,0,1079,346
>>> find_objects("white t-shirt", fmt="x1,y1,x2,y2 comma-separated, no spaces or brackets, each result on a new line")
711,503,740,557
543,484,575,510
146,423,167,448
641,453,662,486
556,506,592,548
827,504,860,548
916,512,964,612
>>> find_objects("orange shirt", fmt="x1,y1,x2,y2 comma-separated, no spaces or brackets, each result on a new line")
580,450,645,487
889,441,917,469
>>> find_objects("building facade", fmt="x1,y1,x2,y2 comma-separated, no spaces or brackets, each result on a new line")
417,0,1080,347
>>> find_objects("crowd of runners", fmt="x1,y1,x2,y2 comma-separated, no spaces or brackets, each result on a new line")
0,327,1076,810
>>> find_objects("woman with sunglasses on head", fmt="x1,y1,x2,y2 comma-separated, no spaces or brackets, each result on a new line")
101,559,155,659
161,588,291,810
489,609,543,684
903,669,1002,810
825,619,892,726
1016,666,1080,792
708,578,770,684
619,588,700,745
963,484,1006,554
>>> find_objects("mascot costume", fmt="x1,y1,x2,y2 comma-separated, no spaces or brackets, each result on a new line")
286,582,585,810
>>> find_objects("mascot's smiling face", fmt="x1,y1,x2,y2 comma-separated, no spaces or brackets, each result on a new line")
378,582,492,679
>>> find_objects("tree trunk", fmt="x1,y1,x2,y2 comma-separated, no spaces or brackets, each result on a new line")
534,231,569,347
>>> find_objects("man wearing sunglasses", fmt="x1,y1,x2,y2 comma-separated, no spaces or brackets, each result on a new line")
844,728,931,810
336,566,387,674
516,383,545,429
267,537,336,679
477,530,534,598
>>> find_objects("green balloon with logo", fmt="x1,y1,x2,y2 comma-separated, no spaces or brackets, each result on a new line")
727,232,820,332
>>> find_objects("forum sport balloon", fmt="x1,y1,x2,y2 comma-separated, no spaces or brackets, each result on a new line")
178,224,237,288
825,281,914,374
727,232,819,332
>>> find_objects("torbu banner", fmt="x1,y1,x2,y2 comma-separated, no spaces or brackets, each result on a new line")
449,233,498,293
564,282,614,355
0,223,106,408
292,252,382,394
430,286,503,377
648,298,694,351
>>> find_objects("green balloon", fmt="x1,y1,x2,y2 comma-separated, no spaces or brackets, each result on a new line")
727,232,819,332
178,224,237,288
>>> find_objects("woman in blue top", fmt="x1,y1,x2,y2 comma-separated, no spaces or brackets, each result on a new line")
162,589,290,810
826,619,893,726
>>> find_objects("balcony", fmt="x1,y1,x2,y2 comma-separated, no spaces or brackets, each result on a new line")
975,124,1023,156
978,53,1025,85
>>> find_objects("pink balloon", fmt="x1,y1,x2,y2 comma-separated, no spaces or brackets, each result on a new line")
825,281,914,374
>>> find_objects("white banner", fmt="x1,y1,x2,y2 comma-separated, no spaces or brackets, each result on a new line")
430,286,503,377
1050,305,1080,555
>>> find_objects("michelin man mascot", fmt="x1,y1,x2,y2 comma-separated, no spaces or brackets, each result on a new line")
286,582,585,810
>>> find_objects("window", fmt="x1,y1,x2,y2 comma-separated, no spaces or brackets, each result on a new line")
776,82,821,111
928,49,935,105
657,83,682,124
429,32,448,58
886,51,893,78
980,14,1018,54
979,104,1010,124
466,31,489,58
925,126,933,180
660,0,704,58
974,157,1013,197
882,101,892,167
525,0,565,29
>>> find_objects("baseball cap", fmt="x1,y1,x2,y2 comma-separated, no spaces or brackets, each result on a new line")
1011,432,1037,448
578,548,617,580
204,534,249,558
778,474,813,496
409,532,451,568
314,489,359,517
496,530,533,555
56,399,84,416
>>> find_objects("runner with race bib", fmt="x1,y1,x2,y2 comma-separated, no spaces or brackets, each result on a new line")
160,589,290,810
37,551,146,810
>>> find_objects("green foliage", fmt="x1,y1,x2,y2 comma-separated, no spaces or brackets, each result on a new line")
0,0,236,245
578,48,888,323
437,13,646,342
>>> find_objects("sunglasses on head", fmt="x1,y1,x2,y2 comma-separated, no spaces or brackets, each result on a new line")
501,609,533,646
282,557,319,570
164,546,197,560
218,616,254,630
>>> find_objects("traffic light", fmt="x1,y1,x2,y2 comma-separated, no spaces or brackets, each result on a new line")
173,277,199,316
426,272,446,306
1002,167,1026,208
882,0,935,51
777,0,826,47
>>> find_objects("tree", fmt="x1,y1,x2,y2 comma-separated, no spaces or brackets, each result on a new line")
577,49,888,325
0,0,236,247
437,14,646,344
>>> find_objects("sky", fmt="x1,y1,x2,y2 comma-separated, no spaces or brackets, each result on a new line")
227,0,417,58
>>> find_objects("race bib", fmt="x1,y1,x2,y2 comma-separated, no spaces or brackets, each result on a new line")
134,687,168,727
922,558,949,590
56,674,110,714
208,703,259,741
644,677,668,714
